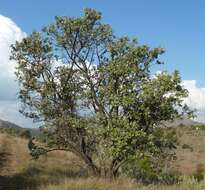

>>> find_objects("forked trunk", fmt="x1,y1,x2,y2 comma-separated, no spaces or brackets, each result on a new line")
88,165,119,179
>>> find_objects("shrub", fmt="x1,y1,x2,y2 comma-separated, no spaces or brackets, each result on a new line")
122,152,179,185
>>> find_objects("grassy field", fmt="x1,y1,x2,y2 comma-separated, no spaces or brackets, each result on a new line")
173,127,205,175
0,133,87,189
36,177,205,190
0,126,205,190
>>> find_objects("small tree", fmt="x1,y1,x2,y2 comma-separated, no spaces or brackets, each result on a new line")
11,8,192,178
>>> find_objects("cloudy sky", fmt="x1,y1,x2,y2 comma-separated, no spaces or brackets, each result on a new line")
0,1,205,127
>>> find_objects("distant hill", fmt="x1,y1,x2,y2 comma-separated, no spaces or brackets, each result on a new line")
0,117,204,140
0,119,22,129
0,119,40,138
163,118,205,128
0,117,204,131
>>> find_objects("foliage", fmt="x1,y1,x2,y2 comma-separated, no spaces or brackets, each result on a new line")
122,128,180,184
11,8,193,178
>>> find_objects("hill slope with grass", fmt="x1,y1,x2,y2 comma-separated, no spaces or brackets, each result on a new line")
0,119,22,129
163,118,204,127
0,119,40,139
0,132,86,190
0,121,205,190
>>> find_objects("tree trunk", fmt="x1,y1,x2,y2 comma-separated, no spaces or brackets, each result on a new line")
86,163,119,179
77,151,121,179
101,169,118,179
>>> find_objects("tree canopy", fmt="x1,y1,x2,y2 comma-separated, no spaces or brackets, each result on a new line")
11,8,192,178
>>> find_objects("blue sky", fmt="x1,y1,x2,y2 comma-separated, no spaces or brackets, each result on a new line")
1,0,205,85
0,0,205,127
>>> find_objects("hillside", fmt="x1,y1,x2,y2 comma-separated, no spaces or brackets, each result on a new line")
0,119,40,138
0,123,205,189
0,132,85,190
0,119,22,129
0,117,202,135
0,124,205,190
163,118,204,128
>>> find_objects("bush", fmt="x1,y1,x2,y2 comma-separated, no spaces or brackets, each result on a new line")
123,156,158,184
122,154,180,185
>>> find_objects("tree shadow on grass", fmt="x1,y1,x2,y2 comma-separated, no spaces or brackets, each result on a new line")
0,165,88,190
0,151,12,190
0,152,11,169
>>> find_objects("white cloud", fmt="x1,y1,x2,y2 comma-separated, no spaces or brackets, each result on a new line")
182,80,205,122
0,15,26,78
0,15,32,127
0,15,26,101
154,71,205,123
182,80,205,110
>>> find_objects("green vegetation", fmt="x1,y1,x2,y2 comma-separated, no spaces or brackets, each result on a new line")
11,8,194,179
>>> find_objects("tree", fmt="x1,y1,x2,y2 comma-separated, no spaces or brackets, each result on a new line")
11,8,192,178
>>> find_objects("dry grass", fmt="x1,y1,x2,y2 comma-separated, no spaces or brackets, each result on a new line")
0,126,205,190
0,133,87,190
0,133,30,175
172,127,205,175
37,177,205,190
